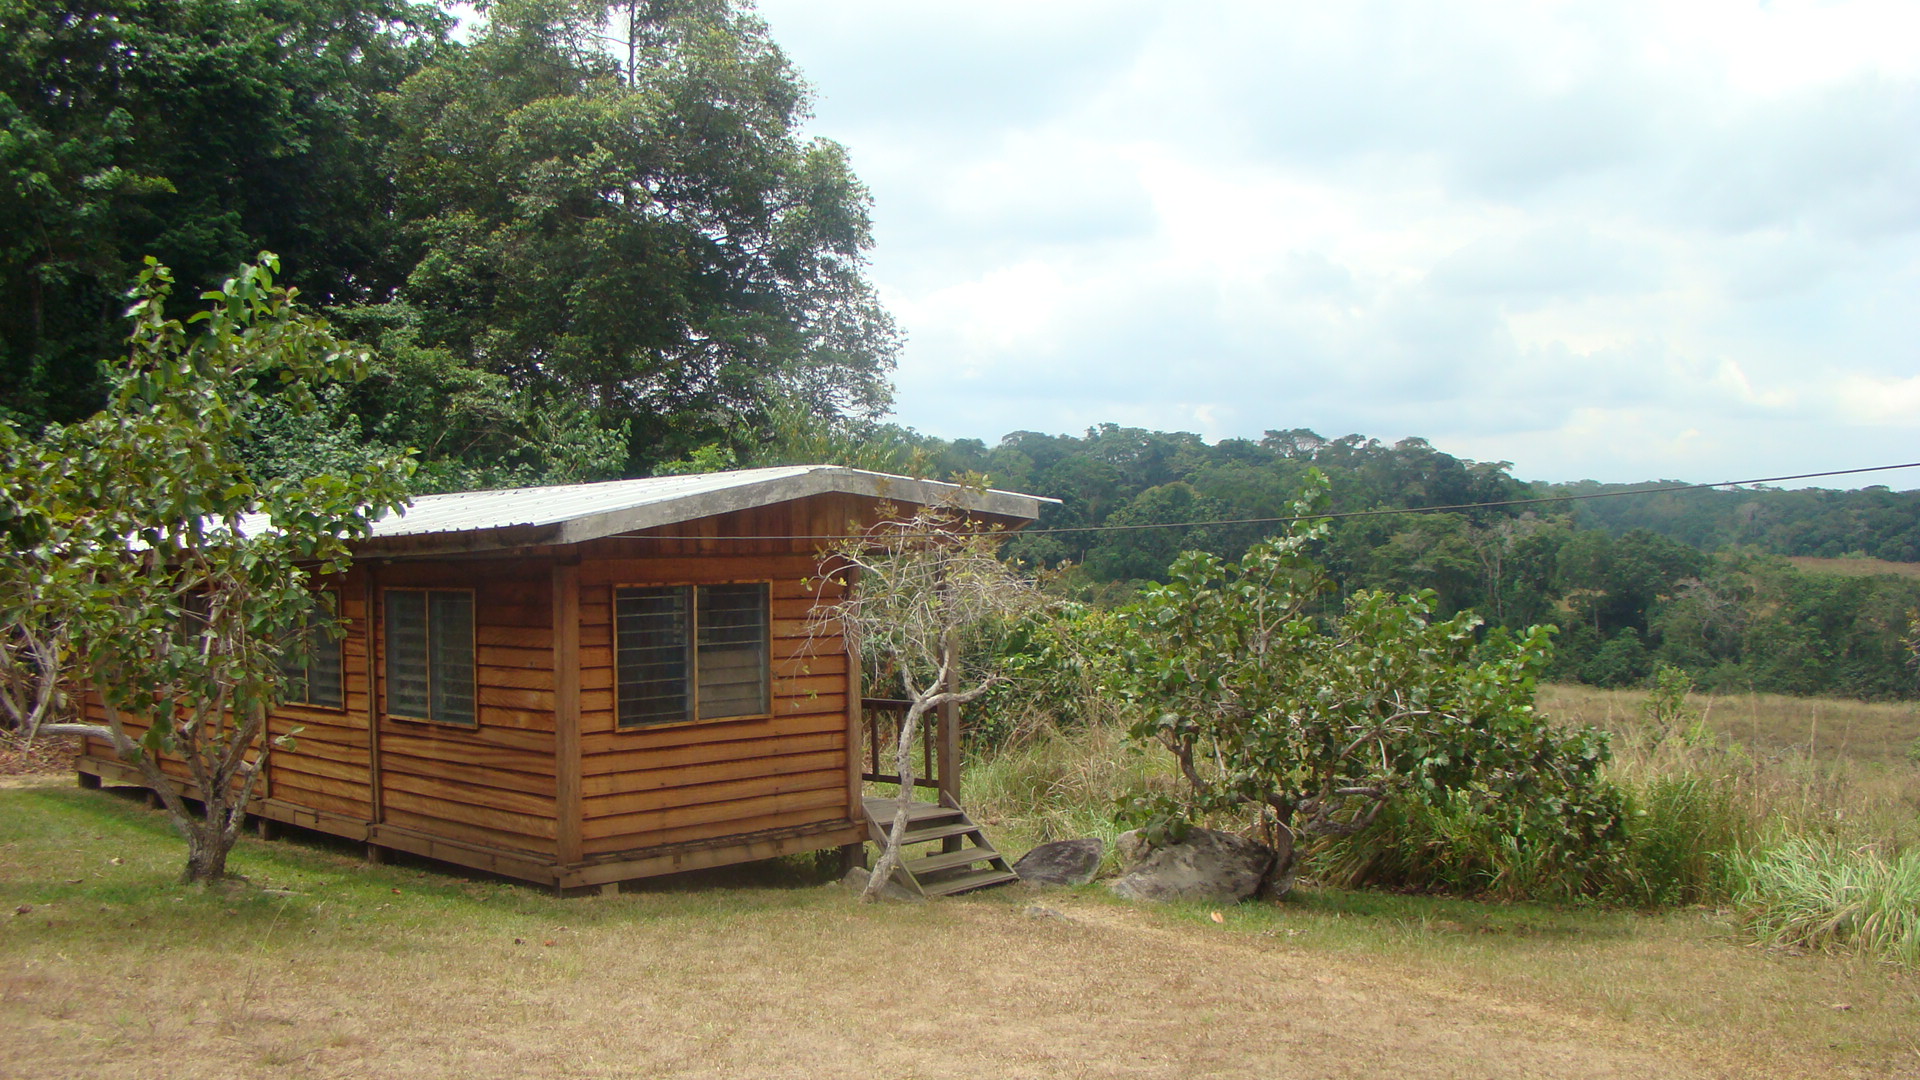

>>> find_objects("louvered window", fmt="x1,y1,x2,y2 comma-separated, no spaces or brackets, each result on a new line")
278,593,345,709
615,583,769,728
384,589,475,726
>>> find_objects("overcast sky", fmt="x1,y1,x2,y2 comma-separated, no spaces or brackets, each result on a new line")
752,0,1920,484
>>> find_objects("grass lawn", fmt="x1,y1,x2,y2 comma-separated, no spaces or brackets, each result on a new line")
4,779,1917,1079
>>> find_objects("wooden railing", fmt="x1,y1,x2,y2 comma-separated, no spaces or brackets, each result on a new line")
860,696,960,805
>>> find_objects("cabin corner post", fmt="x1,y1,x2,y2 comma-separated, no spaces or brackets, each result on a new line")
553,559,584,867
364,565,383,828
937,697,960,809
842,567,864,826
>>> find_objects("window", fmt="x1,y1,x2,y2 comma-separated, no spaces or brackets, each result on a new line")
384,589,475,726
278,594,345,709
615,583,769,728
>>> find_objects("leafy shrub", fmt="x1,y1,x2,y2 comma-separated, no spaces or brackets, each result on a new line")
1108,473,1629,881
968,603,1123,750
1310,771,1743,906
1307,787,1632,903
1640,662,1700,742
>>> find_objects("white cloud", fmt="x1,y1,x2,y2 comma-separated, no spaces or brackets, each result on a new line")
757,0,1920,482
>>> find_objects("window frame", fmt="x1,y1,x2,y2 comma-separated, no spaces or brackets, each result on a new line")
380,586,479,728
278,589,348,712
612,579,773,731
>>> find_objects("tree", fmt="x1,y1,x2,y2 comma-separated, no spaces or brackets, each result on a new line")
375,0,898,473
0,0,450,428
812,507,1045,901
1109,474,1622,889
1,255,411,883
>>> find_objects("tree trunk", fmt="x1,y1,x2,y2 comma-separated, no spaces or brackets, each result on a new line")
862,697,931,901
181,823,234,884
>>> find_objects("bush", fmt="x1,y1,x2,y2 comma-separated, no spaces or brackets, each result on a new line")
1308,788,1630,903
1310,771,1744,907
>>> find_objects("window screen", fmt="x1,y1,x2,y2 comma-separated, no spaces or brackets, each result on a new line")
615,583,769,728
615,587,691,727
696,584,770,720
384,589,475,726
278,594,345,709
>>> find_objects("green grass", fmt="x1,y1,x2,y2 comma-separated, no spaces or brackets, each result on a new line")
966,681,1920,972
963,720,1178,865
0,783,837,959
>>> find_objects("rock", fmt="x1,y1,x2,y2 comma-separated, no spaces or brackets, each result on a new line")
839,865,924,903
1012,838,1104,886
1116,830,1154,867
1108,828,1275,905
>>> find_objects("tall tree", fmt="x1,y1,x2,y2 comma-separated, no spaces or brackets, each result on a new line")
377,0,898,473
0,0,449,428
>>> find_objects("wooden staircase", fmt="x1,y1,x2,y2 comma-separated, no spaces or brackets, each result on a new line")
862,796,1019,897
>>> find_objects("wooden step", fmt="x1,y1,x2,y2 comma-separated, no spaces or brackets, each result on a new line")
863,797,963,824
907,847,1001,875
897,821,981,846
859,793,1018,898
919,867,1021,896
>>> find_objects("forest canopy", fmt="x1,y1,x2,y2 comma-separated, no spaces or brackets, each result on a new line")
1,0,895,485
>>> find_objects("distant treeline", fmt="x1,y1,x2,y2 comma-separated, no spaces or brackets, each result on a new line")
1551,481,1920,562
895,425,1920,701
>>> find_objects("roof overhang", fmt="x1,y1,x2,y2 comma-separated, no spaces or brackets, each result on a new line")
340,465,1055,558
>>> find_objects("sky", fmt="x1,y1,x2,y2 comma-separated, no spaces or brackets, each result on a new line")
751,0,1920,484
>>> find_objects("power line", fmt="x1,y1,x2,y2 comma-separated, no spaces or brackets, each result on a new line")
611,460,1920,543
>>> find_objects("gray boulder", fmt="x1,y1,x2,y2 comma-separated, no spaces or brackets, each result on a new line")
1012,838,1104,886
1109,828,1274,904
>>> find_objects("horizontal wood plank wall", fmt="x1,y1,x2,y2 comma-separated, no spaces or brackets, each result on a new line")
573,498,860,858
75,569,367,803
267,568,373,819
373,558,559,856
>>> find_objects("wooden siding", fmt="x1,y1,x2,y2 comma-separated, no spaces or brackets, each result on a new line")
574,529,857,858
268,573,373,818
371,559,559,856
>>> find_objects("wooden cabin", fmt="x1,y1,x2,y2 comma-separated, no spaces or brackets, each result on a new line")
74,466,1050,892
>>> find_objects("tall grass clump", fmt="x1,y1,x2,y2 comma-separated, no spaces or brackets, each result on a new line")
1735,840,1920,967
1610,773,1747,907
964,721,1176,858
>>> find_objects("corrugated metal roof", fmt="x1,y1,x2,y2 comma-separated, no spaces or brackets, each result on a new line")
335,464,1053,553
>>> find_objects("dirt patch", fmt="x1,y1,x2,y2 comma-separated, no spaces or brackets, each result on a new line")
0,894,1813,1080
0,733,74,783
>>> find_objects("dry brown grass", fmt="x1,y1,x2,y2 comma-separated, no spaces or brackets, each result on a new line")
1786,556,1920,580
1539,683,1920,765
1539,684,1920,854
0,732,77,780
